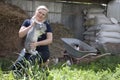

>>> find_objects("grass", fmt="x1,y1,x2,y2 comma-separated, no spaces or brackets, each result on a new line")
0,55,120,80
0,58,13,71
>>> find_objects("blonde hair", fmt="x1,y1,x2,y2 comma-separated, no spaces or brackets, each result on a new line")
36,5,49,13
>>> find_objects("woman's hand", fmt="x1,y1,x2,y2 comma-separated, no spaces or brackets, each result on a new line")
18,19,36,38
30,42,38,50
31,19,36,27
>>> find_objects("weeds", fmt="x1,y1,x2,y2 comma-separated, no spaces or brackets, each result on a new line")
0,55,120,80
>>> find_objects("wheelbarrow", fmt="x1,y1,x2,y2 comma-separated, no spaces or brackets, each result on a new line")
60,38,111,64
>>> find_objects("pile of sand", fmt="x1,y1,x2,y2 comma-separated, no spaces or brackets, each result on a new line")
49,23,74,57
0,2,28,58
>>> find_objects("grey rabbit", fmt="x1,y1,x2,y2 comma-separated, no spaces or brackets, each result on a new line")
24,20,47,55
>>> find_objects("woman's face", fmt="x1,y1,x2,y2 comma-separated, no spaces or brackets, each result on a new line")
35,9,48,21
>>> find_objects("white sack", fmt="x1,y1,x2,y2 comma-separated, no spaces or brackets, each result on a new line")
87,24,120,32
86,13,106,19
87,25,101,31
100,24,120,32
97,31,120,39
94,16,112,25
96,37,120,43
83,31,95,36
84,16,112,26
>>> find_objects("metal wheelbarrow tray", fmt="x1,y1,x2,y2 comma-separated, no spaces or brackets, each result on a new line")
61,38,98,58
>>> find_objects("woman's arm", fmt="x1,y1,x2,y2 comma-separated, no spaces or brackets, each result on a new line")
37,32,53,45
18,21,35,38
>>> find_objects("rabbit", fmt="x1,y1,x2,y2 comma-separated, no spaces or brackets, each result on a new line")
24,20,47,55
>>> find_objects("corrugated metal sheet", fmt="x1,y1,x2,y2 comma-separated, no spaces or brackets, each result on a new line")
107,0,120,22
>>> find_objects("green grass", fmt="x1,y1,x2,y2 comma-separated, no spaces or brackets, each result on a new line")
0,55,120,80
0,58,13,71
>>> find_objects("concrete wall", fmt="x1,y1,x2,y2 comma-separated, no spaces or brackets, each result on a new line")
62,3,85,40
107,0,120,22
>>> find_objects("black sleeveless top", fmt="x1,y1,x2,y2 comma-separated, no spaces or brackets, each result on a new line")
21,19,52,52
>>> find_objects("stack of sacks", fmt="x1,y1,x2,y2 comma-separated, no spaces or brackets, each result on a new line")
83,8,108,28
84,19,120,54
83,16,113,45
83,24,100,47
96,24,120,43
83,7,120,54
83,8,105,19
96,23,120,54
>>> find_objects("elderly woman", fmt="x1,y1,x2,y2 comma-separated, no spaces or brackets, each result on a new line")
12,5,53,70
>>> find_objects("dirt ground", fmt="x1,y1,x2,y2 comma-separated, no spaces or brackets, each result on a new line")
0,2,74,60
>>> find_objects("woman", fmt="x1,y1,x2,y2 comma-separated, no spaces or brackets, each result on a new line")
12,5,52,70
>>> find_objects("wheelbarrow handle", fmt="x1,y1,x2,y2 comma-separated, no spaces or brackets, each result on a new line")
79,53,97,59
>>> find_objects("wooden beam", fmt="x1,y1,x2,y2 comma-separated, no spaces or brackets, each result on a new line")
60,0,111,4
